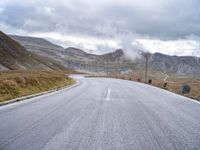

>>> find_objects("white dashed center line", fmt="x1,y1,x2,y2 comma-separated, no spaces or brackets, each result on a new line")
106,88,111,101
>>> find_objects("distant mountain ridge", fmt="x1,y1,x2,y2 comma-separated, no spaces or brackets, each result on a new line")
10,34,200,77
0,31,66,71
149,53,200,76
10,35,64,61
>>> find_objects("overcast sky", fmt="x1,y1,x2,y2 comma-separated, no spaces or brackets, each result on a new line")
0,0,200,56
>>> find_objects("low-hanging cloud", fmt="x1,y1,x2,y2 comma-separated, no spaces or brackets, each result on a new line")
0,0,200,56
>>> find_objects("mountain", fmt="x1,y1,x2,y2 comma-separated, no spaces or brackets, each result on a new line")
63,48,135,72
0,31,66,71
10,35,65,64
10,36,135,72
10,35,200,77
149,53,200,77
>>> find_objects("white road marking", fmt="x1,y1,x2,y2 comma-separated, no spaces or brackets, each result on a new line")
106,88,111,101
186,98,200,105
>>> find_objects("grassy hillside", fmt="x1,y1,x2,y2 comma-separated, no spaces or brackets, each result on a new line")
0,70,75,102
0,31,67,71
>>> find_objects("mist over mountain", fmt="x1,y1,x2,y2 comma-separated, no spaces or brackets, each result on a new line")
9,34,200,77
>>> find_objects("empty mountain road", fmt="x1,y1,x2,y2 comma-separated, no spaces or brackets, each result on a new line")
1,75,200,150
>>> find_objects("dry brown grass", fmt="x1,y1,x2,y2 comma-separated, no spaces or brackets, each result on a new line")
108,70,200,101
0,70,75,102
166,77,200,100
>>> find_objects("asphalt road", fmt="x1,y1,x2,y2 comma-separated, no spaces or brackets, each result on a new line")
1,75,200,150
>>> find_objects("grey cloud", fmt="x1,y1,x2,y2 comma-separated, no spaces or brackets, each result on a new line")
0,4,34,28
1,0,200,56
1,0,200,39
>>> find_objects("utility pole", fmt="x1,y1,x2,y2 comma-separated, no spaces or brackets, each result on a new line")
145,55,148,83
142,52,151,83
68,61,71,70
119,62,121,78
106,59,108,77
